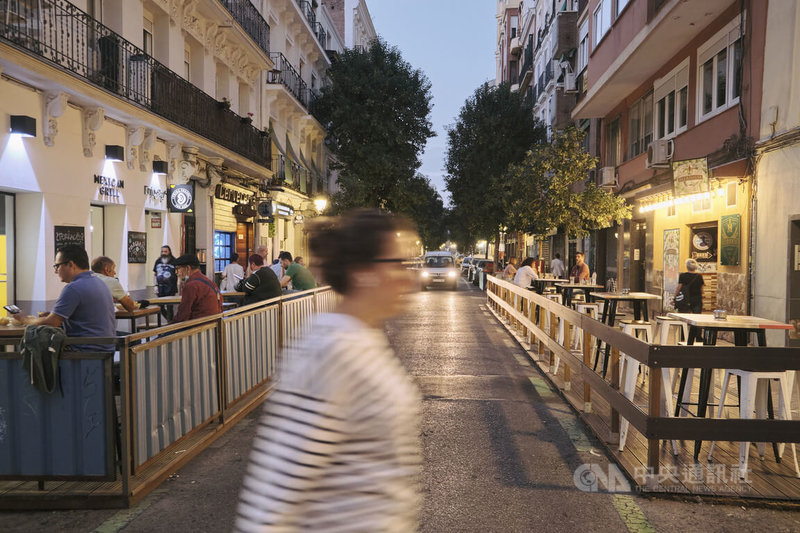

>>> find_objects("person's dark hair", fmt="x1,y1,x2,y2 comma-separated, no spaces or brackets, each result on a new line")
555,253,561,259
309,209,411,294
278,251,293,262
575,251,584,258
248,254,264,267
57,244,90,270
91,256,114,274
161,245,173,255
520,257,534,268
231,252,239,263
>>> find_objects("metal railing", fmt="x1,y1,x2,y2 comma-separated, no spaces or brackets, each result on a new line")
313,21,327,47
486,276,800,489
0,286,339,507
268,52,309,108
269,154,310,194
296,0,316,26
218,0,270,56
0,0,270,167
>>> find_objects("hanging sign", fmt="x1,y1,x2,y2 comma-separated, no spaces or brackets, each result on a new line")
168,184,194,213
719,214,741,266
690,223,717,271
672,158,709,197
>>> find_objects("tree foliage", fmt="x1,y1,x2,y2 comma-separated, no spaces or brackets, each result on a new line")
313,38,435,213
445,82,547,242
504,128,631,238
393,174,448,250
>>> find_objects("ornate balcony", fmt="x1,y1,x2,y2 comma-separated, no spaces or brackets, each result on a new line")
267,52,309,109
0,0,270,167
218,0,271,57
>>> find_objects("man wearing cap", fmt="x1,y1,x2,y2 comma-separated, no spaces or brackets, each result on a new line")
171,254,222,323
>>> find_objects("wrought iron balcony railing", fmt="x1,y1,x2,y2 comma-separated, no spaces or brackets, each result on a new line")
269,155,309,194
218,0,270,57
267,52,309,108
313,21,327,48
0,0,270,167
296,0,317,26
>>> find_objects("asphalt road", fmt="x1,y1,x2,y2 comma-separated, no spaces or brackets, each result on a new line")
2,277,800,532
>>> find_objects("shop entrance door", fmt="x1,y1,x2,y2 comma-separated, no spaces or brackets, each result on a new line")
789,219,800,347
630,220,647,292
0,194,14,315
236,222,253,263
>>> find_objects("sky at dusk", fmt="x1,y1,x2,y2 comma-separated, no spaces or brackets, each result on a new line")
365,1,498,204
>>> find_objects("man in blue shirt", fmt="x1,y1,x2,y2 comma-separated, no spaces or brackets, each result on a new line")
18,244,116,351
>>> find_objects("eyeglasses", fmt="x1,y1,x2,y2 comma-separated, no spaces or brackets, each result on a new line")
53,262,67,271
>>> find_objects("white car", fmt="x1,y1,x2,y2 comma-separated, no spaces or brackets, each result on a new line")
420,251,458,290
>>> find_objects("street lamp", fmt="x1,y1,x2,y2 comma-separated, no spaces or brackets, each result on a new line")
313,197,328,213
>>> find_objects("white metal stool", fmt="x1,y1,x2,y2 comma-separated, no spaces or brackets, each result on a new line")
570,303,599,351
654,316,689,345
708,370,800,479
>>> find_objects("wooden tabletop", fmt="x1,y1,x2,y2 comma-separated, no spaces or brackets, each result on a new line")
667,313,793,329
221,291,245,298
0,323,25,337
149,295,182,304
537,278,570,283
555,283,605,289
115,306,161,318
593,292,662,300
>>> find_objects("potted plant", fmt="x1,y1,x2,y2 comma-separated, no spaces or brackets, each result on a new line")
241,112,254,125
217,97,231,110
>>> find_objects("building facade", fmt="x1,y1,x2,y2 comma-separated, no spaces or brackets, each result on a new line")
0,0,353,314
573,0,764,316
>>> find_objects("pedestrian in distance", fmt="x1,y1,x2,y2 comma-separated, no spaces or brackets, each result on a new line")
171,254,222,323
220,253,244,292
675,258,705,343
550,252,565,278
236,254,282,305
236,209,422,532
278,251,317,291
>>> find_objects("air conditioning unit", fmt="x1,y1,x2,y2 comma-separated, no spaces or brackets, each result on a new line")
599,166,617,188
564,72,577,93
646,139,674,168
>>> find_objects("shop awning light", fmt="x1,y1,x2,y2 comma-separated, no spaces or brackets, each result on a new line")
9,115,36,137
152,160,168,174
105,144,125,161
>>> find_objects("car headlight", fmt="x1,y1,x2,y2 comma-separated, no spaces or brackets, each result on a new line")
421,271,429,278
447,271,456,278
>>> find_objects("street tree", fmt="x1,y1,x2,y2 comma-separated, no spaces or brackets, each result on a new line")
445,82,547,242
312,38,435,213
393,173,448,250
504,127,631,237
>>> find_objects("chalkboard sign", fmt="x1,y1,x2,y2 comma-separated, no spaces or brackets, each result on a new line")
54,225,85,256
128,231,147,263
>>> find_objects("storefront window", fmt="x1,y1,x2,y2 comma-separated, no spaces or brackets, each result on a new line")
214,231,234,273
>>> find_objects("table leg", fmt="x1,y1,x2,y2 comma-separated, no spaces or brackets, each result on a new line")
594,301,610,371
601,301,618,378
642,302,649,322
633,301,641,321
693,328,717,461
674,368,690,417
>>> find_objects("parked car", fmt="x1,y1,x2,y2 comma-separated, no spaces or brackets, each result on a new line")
470,259,495,285
460,257,474,277
420,251,458,290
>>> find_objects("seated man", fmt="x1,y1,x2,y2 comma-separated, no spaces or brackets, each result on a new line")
18,244,116,351
171,254,223,323
279,251,317,291
91,256,138,312
237,254,282,305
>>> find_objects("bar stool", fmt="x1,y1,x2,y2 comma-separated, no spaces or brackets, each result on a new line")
708,370,800,479
654,316,689,345
571,303,599,351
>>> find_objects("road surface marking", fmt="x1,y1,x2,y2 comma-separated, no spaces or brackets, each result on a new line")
92,488,167,533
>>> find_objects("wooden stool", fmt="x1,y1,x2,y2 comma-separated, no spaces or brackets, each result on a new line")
708,370,800,479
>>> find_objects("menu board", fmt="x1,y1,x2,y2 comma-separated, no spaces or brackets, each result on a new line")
127,231,147,264
54,225,85,256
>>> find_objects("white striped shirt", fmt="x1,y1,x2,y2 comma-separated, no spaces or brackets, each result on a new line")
236,313,422,532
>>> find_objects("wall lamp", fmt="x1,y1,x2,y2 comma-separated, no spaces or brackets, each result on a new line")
152,160,169,174
10,115,36,137
105,144,125,161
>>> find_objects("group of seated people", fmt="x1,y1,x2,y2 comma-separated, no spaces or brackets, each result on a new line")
504,252,591,289
13,243,318,350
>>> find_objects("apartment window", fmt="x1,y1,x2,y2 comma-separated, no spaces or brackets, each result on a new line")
184,46,191,81
698,16,744,121
577,19,588,72
593,0,611,47
510,15,518,39
142,15,153,55
605,118,621,167
616,0,630,17
654,59,689,139
628,91,653,159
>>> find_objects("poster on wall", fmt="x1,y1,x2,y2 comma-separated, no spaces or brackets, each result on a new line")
720,214,741,266
54,225,85,256
672,158,709,196
690,224,718,272
663,229,680,308
127,232,147,264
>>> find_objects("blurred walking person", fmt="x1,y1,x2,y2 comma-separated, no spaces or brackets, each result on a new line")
236,209,422,532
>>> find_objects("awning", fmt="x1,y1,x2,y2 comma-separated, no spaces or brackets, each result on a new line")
298,149,311,172
270,129,287,159
285,136,300,165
